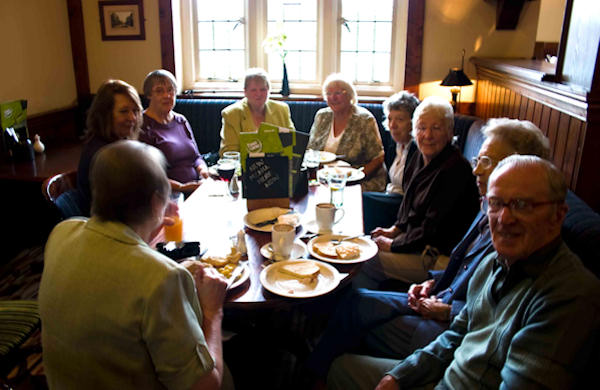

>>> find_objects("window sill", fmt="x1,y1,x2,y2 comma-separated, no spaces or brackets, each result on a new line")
178,91,385,104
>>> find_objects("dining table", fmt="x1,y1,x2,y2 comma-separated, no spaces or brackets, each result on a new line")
152,178,372,309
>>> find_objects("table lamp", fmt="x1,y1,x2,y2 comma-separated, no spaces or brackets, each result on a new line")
441,49,473,111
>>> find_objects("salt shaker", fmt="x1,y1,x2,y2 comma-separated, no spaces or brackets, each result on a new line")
236,229,247,255
33,134,45,153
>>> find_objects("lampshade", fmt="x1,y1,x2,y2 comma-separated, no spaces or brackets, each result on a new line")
441,68,473,87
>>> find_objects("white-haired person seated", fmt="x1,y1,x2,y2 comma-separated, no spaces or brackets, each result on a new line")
358,96,480,287
219,67,295,155
362,91,421,232
307,73,387,192
39,140,233,390
328,156,600,390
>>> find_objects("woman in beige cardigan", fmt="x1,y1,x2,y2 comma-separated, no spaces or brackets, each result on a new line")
307,73,386,192
219,68,295,155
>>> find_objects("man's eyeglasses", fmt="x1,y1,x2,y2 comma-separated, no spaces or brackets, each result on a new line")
486,196,560,215
471,155,494,169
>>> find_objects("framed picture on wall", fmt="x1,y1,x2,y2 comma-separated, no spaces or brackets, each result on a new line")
99,1,145,41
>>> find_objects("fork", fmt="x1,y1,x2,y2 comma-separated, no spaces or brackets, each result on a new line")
331,234,363,245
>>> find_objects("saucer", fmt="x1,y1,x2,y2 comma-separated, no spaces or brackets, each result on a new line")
260,241,307,261
304,219,341,235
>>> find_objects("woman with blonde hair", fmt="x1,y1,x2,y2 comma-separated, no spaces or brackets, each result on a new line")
307,73,386,191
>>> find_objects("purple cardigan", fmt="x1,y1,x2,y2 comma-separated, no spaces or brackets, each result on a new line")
139,112,204,184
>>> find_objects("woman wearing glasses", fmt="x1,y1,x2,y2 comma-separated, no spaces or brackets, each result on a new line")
139,69,209,194
307,73,386,191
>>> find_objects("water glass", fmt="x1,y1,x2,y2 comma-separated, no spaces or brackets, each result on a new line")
328,172,347,208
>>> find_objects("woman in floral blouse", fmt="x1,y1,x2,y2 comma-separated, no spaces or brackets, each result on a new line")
307,74,386,191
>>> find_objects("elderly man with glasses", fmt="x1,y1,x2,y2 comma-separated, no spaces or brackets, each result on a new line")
306,119,552,384
326,155,600,390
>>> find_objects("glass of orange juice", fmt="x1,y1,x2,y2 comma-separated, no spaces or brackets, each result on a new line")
164,192,184,242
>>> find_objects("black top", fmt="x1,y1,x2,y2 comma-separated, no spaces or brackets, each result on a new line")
392,143,480,255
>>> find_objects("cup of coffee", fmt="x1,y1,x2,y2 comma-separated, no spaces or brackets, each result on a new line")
271,223,296,260
315,202,345,233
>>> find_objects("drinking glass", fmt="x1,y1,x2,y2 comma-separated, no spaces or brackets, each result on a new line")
216,158,236,182
304,149,320,186
164,192,184,242
328,172,347,208
223,151,241,177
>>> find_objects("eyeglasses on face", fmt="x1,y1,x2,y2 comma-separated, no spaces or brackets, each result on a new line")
326,90,347,98
471,155,494,169
486,196,559,215
152,86,175,96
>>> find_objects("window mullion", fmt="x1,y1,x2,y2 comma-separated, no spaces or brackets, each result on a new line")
247,0,268,69
318,0,341,84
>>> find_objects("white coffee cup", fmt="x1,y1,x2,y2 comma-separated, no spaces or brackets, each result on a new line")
271,223,296,259
316,202,345,233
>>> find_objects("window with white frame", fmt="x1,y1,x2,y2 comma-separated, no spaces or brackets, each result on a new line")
179,0,407,95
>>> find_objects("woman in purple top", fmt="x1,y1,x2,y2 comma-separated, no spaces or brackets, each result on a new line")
139,70,208,194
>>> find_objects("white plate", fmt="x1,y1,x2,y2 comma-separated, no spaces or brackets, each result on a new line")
244,207,301,232
228,262,250,289
260,241,307,260
317,166,365,183
259,259,340,298
319,151,337,163
307,234,378,264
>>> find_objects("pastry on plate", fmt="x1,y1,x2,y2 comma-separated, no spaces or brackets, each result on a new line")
279,261,320,281
312,241,338,258
335,242,361,260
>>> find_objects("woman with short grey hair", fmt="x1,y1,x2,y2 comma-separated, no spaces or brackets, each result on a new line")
220,67,295,155
139,69,209,195
362,96,480,286
362,91,420,231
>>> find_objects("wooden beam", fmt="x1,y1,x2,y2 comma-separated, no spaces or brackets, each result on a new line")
158,0,176,76
65,0,90,97
404,0,424,94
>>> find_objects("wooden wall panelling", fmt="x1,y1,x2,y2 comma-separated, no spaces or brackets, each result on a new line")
533,100,543,126
501,88,510,117
554,113,572,182
471,58,598,210
539,104,551,136
525,98,535,121
546,109,561,159
518,96,528,119
496,86,503,117
563,118,584,188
